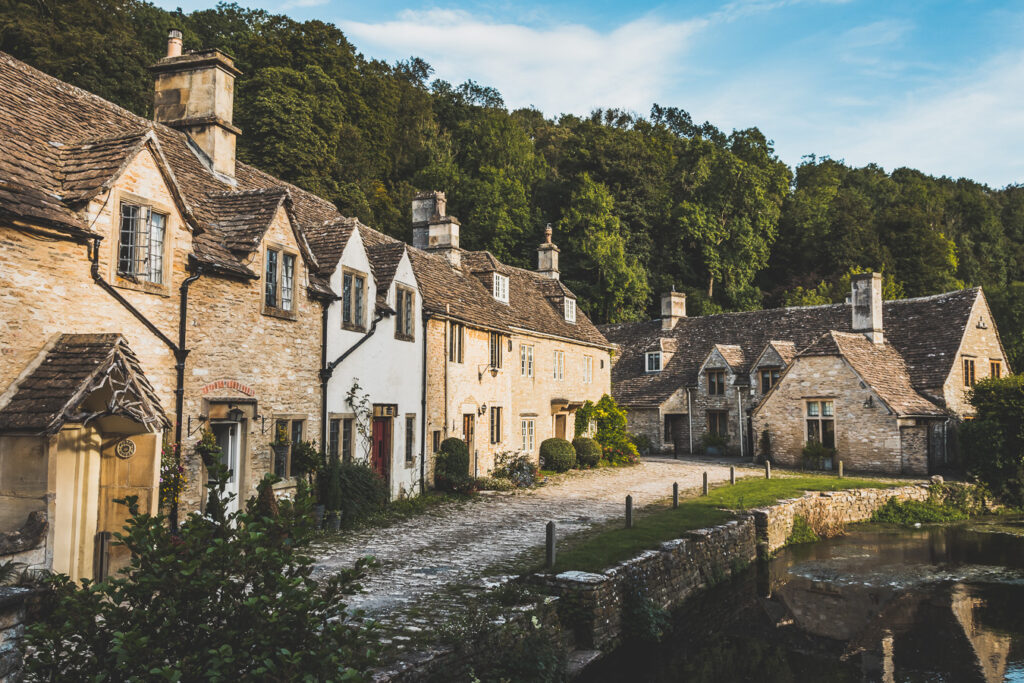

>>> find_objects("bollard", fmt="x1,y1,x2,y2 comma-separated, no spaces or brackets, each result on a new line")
730,466,736,485
626,495,633,529
838,460,844,479
702,471,709,496
673,482,679,509
546,521,556,569
765,461,772,479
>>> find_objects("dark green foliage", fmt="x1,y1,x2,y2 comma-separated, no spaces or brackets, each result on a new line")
539,438,576,472
337,460,389,526
962,375,1024,506
436,437,471,491
700,432,729,453
289,439,319,477
320,450,343,511
801,441,835,470
786,516,820,546
577,394,639,464
622,578,669,643
871,497,968,525
572,437,602,468
492,450,539,487
24,459,374,680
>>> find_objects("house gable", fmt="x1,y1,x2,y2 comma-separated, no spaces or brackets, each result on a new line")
943,289,1011,414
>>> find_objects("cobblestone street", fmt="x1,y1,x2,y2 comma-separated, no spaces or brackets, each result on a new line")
313,457,756,615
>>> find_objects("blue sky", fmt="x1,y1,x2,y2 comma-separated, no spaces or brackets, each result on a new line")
157,0,1024,188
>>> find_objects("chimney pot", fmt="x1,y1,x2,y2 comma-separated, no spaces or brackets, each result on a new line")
412,191,460,265
166,29,183,58
661,291,687,330
537,223,560,279
851,272,884,344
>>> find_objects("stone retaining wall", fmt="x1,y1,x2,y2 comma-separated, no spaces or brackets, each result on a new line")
752,484,929,554
0,588,32,682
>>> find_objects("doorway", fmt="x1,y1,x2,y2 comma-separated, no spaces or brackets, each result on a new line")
371,416,392,484
463,414,475,476
554,414,567,440
211,421,241,513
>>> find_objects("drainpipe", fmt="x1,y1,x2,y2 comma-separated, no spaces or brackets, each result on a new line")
443,304,450,438
420,311,430,494
736,389,744,460
318,301,331,452
687,388,693,454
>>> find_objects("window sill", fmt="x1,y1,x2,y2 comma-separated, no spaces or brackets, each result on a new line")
262,305,297,321
113,275,171,298
395,333,415,343
342,322,367,333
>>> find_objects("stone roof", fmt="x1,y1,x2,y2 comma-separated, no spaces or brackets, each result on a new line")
600,289,980,408
799,331,944,416
0,334,169,434
203,187,290,253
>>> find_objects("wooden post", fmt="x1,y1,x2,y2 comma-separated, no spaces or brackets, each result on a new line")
838,460,844,479
765,461,772,479
625,495,633,529
545,521,556,569
702,471,709,496
672,482,679,509
730,466,736,485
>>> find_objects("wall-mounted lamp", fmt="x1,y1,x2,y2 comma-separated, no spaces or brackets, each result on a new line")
478,403,487,416
226,404,245,423
863,396,874,408
478,364,500,380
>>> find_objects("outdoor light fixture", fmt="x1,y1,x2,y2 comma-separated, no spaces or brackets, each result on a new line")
226,404,245,423
477,364,500,380
478,403,487,416
863,396,874,408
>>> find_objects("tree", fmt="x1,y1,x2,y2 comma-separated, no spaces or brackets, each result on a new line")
961,376,1024,507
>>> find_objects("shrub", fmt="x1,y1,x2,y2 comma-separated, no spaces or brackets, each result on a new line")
290,439,320,478
436,437,471,491
475,476,517,492
24,466,375,681
320,451,343,511
492,450,538,488
573,438,602,468
630,433,653,455
540,438,576,472
801,441,834,470
961,376,1024,507
700,432,729,453
578,394,640,463
871,497,968,526
786,516,820,546
337,461,389,526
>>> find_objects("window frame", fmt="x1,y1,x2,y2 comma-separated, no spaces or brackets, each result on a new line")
707,410,728,437
760,368,781,394
990,360,1002,379
262,243,300,319
707,369,726,396
584,355,593,384
521,418,536,452
489,332,503,369
805,400,835,449
273,416,306,479
449,322,465,363
490,406,503,444
553,350,565,381
112,192,173,295
492,273,510,304
963,358,976,387
340,267,367,331
395,285,415,341
432,430,442,453
564,298,577,324
520,344,534,377
645,351,662,373
405,414,416,465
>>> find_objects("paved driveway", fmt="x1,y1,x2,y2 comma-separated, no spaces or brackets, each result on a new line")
314,457,754,614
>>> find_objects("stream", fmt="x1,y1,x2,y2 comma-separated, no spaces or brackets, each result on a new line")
581,518,1024,682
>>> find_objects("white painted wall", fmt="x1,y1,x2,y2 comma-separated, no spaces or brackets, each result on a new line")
325,230,424,498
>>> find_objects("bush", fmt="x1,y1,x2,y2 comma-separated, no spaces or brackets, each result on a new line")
492,450,539,487
961,376,1024,507
630,433,653,455
577,394,640,464
871,497,968,526
436,437,471,491
319,451,343,511
801,441,834,470
700,432,729,453
337,461,389,526
290,439,320,478
540,438,576,472
475,476,517,492
573,438,602,468
25,462,375,680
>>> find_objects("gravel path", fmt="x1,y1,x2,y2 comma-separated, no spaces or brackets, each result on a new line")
313,456,755,615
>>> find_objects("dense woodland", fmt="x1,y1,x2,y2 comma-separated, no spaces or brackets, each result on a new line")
2,0,1021,367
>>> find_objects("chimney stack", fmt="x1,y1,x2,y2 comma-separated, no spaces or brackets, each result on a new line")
166,29,183,58
537,223,560,279
150,30,241,178
661,289,686,330
851,272,883,344
412,191,461,268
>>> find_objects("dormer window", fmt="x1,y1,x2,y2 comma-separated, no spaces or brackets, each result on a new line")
564,298,576,324
646,351,662,373
118,202,166,285
264,246,297,317
493,273,509,303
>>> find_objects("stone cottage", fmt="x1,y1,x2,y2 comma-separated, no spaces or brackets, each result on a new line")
406,193,614,479
601,273,1010,474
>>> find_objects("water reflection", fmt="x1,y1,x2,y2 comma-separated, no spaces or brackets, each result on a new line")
582,522,1024,682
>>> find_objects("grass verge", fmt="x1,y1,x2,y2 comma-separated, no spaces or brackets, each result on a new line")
549,475,896,573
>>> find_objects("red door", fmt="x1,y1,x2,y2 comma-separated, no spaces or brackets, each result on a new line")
371,417,392,484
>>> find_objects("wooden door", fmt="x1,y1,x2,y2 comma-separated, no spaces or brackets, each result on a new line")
372,417,392,483
53,426,101,582
555,414,567,440
211,422,241,514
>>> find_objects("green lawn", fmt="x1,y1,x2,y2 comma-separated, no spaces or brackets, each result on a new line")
548,475,895,574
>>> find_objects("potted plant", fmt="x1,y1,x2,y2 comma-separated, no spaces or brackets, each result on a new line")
270,425,290,477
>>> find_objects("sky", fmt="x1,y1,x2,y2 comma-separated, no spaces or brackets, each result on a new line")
156,0,1024,188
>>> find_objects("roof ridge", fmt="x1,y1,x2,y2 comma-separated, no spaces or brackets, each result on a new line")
208,187,289,198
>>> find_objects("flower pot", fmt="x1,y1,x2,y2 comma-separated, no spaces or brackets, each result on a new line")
325,510,342,532
313,504,326,529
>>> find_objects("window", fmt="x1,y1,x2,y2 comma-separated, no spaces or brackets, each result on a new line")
490,406,502,444
264,249,297,312
760,368,781,394
489,332,503,369
584,355,593,384
395,286,415,340
521,419,535,452
432,430,441,453
707,370,726,396
964,358,976,387
805,400,835,449
646,352,662,373
520,344,534,377
493,273,509,303
449,322,465,363
341,269,367,329
553,350,565,380
707,411,728,437
328,419,340,458
118,202,166,285
564,298,576,323
273,418,305,478
991,360,1002,379
342,418,353,462
405,415,416,464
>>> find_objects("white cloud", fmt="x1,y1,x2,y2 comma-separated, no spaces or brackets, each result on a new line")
343,9,707,115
